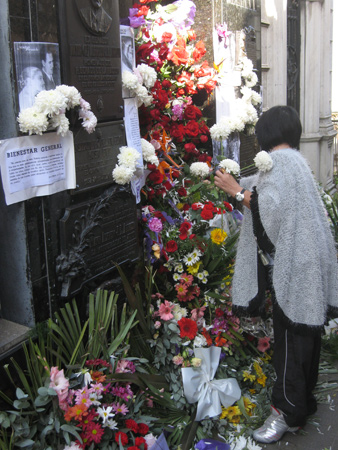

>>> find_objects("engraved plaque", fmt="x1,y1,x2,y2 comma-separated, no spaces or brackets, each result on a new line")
57,186,139,297
73,121,126,192
58,0,123,122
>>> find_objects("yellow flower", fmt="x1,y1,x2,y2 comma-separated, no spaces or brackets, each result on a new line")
210,228,227,245
253,361,263,376
152,243,161,259
187,261,201,275
243,370,256,382
249,388,256,395
221,405,241,422
257,374,267,387
243,397,256,416
176,203,184,210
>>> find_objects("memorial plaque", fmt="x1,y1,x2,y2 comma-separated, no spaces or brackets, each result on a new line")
58,0,123,122
73,121,125,192
57,186,139,297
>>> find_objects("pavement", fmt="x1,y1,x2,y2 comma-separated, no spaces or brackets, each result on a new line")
260,363,338,450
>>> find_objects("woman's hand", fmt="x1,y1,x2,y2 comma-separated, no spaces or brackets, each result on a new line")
214,170,241,197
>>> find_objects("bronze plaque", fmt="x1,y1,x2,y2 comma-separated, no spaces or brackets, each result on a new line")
58,0,123,122
73,121,125,192
57,186,139,297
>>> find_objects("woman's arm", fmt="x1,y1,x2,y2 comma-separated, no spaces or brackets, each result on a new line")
214,170,251,209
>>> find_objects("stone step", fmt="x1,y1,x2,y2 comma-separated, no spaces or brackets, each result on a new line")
0,319,31,359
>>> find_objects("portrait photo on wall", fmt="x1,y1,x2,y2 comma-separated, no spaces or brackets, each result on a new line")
120,26,135,73
76,0,113,36
14,42,61,112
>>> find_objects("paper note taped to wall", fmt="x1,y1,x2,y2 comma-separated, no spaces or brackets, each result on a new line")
0,131,76,205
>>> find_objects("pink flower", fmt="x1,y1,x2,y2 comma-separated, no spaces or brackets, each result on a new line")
172,355,184,365
257,336,271,352
191,306,206,321
79,109,97,133
148,217,163,232
112,402,129,415
49,367,69,406
154,321,161,329
158,300,174,321
115,359,136,374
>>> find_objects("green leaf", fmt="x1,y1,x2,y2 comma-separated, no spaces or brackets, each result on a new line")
15,439,35,448
16,388,28,400
13,399,30,410
61,424,83,443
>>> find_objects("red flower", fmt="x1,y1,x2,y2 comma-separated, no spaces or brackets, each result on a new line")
193,41,206,62
184,105,203,120
201,204,214,220
115,432,129,446
135,437,148,449
84,422,104,444
161,31,173,42
147,170,164,185
202,327,213,346
185,120,200,138
187,29,196,41
137,6,150,16
127,447,140,450
200,134,209,143
215,333,227,347
125,419,138,433
166,240,178,253
223,201,233,211
178,318,198,340
194,60,212,78
170,123,185,142
177,187,187,197
137,423,150,436
215,308,225,317
162,79,172,89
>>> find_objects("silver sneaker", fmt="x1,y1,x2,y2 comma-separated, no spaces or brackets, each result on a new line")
252,406,300,444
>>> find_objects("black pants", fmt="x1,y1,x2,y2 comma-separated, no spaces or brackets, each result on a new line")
271,305,321,427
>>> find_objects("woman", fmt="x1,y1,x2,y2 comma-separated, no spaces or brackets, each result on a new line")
214,105,338,444
18,66,45,111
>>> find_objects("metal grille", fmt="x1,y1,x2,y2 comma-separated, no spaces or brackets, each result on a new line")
287,0,300,112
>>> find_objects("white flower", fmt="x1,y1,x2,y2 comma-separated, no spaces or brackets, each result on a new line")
34,89,68,116
245,71,258,88
254,151,273,172
194,334,207,347
122,70,139,91
135,84,153,107
17,106,48,135
79,97,91,110
239,56,254,78
97,406,115,424
190,162,210,178
210,119,232,140
55,85,82,108
219,158,240,176
144,433,157,449
63,443,82,450
112,164,134,184
141,138,159,166
241,86,262,106
183,251,197,266
173,273,181,281
231,435,248,450
173,304,187,321
246,437,263,450
105,418,118,430
117,146,140,169
135,63,157,88
79,109,97,133
50,113,70,136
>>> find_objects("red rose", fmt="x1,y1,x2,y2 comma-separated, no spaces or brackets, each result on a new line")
200,134,209,143
125,419,138,433
154,90,169,109
201,204,214,220
185,120,200,138
137,423,150,436
162,79,172,89
184,142,197,153
198,153,212,164
178,318,198,340
115,432,128,446
179,221,192,233
177,187,187,197
223,201,233,211
170,123,185,142
147,170,164,185
184,105,202,120
166,240,178,253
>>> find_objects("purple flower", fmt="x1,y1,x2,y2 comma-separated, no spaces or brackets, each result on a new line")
129,8,146,28
148,217,163,232
172,104,184,120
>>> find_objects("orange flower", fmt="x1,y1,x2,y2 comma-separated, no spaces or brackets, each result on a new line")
215,333,227,347
168,37,190,66
64,403,88,422
193,41,206,62
202,327,212,346
91,370,106,383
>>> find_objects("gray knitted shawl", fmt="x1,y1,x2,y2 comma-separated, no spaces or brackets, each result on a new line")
232,148,338,327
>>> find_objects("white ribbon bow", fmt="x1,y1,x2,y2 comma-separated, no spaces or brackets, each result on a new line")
181,346,241,421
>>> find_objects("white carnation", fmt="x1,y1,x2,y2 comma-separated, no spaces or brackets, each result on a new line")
135,63,157,89
17,107,49,135
210,119,232,140
194,334,207,347
79,109,97,133
219,158,240,176
55,85,81,108
50,113,70,136
117,146,140,169
254,151,273,172
134,84,153,107
34,89,68,116
122,71,139,91
112,164,134,184
239,56,254,78
240,86,262,106
141,139,159,166
190,162,210,178
245,71,258,88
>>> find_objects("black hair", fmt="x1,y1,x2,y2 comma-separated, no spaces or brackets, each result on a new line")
255,105,302,151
